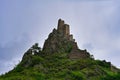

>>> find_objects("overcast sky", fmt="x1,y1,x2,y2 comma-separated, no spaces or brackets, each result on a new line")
0,0,120,74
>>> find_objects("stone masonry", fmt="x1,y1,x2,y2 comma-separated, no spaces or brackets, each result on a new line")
42,19,90,59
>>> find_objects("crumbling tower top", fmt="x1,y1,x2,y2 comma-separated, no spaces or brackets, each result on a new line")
57,19,70,36
42,19,90,59
57,19,64,30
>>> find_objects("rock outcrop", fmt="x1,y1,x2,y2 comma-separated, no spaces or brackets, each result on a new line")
22,19,90,60
43,19,90,59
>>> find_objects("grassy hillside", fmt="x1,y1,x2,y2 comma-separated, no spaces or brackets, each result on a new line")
0,52,120,80
1,19,120,80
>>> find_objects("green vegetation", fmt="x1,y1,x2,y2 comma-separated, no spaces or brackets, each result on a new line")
0,52,120,80
1,19,120,80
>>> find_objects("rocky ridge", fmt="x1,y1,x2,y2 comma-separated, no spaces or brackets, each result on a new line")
43,19,90,59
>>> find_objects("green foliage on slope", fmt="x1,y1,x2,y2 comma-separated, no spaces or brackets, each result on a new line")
0,52,120,80
1,19,120,80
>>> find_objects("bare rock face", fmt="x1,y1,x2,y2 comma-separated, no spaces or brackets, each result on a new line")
42,19,90,59
68,42,90,59
43,19,75,54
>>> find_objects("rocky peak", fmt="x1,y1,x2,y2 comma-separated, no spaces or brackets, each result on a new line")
42,19,76,54
42,19,90,59
22,19,90,59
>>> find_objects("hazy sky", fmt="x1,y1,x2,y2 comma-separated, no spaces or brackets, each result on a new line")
0,0,120,74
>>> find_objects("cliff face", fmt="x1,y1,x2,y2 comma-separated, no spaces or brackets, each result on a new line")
21,19,91,68
43,19,74,53
43,19,90,59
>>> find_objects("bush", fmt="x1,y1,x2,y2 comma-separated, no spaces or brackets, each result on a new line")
70,71,85,80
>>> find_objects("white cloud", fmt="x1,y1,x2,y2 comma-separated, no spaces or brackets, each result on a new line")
69,1,120,68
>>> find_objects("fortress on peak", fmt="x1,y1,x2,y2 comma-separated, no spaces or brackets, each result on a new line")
42,19,90,59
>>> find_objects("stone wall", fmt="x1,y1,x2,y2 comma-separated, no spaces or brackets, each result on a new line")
57,19,65,34
57,19,74,41
63,24,70,36
42,19,90,59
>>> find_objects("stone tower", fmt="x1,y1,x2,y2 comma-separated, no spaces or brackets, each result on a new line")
42,19,90,59
57,19,70,37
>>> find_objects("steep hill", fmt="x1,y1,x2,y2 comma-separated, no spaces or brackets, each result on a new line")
0,19,120,80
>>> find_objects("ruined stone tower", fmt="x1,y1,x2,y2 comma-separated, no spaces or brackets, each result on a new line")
42,19,90,59
57,19,75,42
57,19,70,36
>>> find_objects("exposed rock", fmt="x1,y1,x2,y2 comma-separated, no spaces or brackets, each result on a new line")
22,19,91,61
68,42,90,59
43,19,90,59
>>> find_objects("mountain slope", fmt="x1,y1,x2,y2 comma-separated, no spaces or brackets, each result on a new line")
0,19,120,80
0,50,120,80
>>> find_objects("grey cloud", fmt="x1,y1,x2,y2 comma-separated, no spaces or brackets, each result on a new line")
0,0,120,74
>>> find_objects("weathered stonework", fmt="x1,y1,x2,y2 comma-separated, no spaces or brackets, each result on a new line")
42,19,90,59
